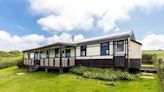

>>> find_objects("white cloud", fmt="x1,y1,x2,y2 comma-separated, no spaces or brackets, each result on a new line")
74,34,84,42
46,33,73,44
29,0,164,32
0,30,85,51
141,33,164,50
37,15,94,31
46,33,85,44
0,30,46,51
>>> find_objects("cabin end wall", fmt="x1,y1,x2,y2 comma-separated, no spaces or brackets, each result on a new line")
128,39,142,69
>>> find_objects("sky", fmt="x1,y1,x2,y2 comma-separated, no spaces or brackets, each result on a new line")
0,0,164,51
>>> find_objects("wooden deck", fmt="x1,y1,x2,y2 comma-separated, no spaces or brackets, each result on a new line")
24,57,75,66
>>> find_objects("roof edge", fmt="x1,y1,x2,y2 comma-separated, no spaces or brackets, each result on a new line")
131,39,142,45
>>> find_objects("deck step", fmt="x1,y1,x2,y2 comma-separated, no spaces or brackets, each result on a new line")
142,73,153,75
140,65,157,73
140,76,154,79
28,65,39,72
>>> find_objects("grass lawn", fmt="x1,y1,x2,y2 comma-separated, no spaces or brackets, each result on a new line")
142,50,164,92
0,66,161,92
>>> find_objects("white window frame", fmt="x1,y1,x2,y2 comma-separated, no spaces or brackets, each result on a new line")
100,42,109,55
115,40,125,56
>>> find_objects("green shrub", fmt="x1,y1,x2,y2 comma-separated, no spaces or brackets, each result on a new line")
69,66,136,81
69,66,89,75
159,66,164,72
142,54,157,64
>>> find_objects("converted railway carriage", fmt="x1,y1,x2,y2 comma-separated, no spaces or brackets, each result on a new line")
23,31,142,73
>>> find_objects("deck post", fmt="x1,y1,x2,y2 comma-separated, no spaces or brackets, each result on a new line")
113,41,115,68
125,39,130,72
39,50,41,60
48,48,50,66
28,51,30,66
34,50,35,66
59,45,63,74
74,46,76,66
39,49,41,66
23,52,25,65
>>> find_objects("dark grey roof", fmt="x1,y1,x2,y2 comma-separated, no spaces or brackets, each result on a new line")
23,31,139,52
75,31,135,44
23,42,75,52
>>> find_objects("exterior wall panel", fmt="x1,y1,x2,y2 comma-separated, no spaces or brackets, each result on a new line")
129,40,142,59
110,42,113,55
87,44,100,56
76,43,113,59
128,39,142,69
76,47,80,57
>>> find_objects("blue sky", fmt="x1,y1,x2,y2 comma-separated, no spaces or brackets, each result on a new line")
0,0,164,51
0,0,44,36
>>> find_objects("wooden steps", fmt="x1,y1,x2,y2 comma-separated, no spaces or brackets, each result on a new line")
140,65,157,73
28,65,39,72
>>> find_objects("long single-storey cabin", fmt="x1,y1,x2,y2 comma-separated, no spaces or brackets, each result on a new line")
23,31,142,73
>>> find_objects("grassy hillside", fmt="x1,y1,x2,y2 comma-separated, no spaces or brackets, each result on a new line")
0,66,161,92
142,50,164,59
0,50,22,57
0,50,23,69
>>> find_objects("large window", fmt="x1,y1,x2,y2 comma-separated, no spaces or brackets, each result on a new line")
46,50,49,58
34,52,38,60
39,51,42,59
80,45,87,56
55,48,59,57
117,41,124,52
100,42,109,55
40,51,47,59
66,49,71,57
62,50,65,57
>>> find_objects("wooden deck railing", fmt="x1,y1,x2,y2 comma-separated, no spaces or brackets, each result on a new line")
24,57,75,67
